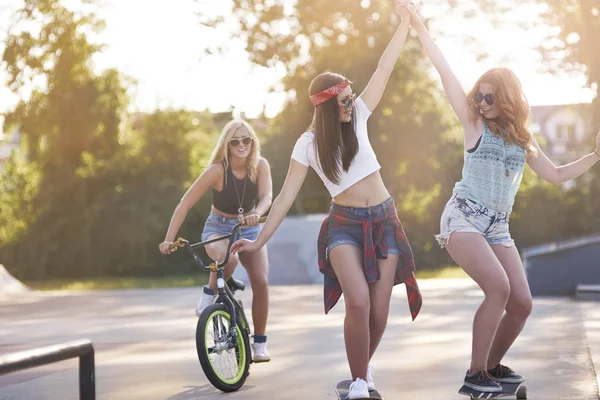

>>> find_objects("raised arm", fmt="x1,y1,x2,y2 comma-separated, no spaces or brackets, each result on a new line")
408,7,476,137
231,159,308,253
159,163,222,254
359,1,411,111
527,132,600,184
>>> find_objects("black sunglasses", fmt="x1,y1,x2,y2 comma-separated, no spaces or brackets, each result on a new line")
340,93,356,111
229,137,252,147
473,92,494,106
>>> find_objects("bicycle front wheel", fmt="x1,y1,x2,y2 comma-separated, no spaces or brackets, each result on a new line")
196,303,251,392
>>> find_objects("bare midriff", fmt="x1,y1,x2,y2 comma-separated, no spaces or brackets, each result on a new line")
211,205,257,219
332,171,391,208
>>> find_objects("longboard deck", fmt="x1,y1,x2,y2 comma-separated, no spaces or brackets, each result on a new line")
458,382,527,399
335,380,383,400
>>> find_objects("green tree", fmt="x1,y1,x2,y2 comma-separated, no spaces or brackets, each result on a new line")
536,1,600,126
65,109,220,278
0,0,232,279
0,0,129,279
511,0,600,237
537,0,600,229
3,0,127,168
511,167,594,249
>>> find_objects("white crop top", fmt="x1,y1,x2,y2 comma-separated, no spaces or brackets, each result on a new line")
291,97,381,197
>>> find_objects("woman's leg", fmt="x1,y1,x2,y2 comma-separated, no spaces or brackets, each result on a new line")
487,244,533,369
239,245,269,336
329,244,371,381
367,253,399,359
205,236,239,291
193,236,240,315
446,232,511,373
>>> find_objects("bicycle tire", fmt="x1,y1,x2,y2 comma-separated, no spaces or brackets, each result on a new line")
196,303,251,392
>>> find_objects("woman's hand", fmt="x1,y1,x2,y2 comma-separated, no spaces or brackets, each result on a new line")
243,212,260,226
230,238,261,254
396,0,412,21
159,240,175,255
406,4,425,31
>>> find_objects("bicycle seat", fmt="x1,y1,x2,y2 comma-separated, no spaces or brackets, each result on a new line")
227,277,245,292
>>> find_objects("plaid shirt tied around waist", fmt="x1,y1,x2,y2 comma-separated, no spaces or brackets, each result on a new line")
317,200,422,320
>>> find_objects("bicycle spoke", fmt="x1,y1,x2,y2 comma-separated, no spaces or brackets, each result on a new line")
205,312,245,382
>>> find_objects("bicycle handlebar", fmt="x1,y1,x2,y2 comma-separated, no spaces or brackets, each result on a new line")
170,216,267,271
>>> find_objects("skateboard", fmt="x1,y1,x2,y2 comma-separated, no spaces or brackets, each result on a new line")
335,380,383,400
458,382,527,399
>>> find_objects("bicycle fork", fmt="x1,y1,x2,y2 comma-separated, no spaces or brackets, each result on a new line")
214,266,239,348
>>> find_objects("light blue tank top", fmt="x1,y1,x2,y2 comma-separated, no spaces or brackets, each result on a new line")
453,122,527,213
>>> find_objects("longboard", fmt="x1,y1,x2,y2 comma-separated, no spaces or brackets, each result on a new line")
458,382,527,399
335,380,383,400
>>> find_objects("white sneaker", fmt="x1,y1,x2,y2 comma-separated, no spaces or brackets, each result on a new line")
367,364,375,391
252,342,271,363
195,287,216,317
347,378,369,399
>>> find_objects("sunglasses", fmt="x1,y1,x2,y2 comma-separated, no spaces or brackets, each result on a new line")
340,93,356,111
473,92,494,106
229,137,253,147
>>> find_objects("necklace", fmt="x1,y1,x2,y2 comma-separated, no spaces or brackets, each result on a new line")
231,167,248,220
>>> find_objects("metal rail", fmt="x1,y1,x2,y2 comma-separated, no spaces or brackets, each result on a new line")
0,339,95,400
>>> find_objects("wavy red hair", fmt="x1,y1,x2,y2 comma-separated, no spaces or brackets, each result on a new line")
467,67,536,156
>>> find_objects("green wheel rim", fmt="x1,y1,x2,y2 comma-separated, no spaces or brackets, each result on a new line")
204,309,247,384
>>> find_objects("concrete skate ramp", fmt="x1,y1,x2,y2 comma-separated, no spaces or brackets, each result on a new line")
0,264,29,293
523,234,600,296
234,214,327,285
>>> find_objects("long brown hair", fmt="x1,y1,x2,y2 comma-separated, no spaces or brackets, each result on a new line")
308,72,358,184
467,67,536,156
209,119,261,183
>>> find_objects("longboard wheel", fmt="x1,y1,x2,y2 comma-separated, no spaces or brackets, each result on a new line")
516,385,527,399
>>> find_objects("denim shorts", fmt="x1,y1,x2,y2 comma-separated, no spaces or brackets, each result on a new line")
435,194,514,249
201,211,261,242
326,197,401,259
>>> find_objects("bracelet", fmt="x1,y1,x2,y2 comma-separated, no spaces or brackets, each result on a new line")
595,150,600,159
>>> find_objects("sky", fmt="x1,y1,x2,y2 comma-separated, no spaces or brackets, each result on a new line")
0,0,596,121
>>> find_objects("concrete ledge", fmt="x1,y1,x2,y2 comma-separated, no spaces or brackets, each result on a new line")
522,234,600,259
576,284,600,301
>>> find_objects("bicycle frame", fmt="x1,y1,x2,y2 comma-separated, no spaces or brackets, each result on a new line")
172,217,264,345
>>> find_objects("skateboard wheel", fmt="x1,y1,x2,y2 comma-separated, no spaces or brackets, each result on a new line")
516,385,527,399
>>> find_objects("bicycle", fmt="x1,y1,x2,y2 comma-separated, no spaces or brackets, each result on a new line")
169,217,266,392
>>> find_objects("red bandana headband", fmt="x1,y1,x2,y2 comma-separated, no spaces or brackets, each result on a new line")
310,80,351,106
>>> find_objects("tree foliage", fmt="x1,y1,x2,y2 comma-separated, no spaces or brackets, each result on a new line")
0,1,221,279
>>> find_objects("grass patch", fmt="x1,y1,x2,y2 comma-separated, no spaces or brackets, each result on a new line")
26,266,467,291
26,274,208,291
415,265,467,279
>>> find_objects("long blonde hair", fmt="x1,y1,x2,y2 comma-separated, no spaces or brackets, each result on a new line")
209,120,261,182
467,67,536,156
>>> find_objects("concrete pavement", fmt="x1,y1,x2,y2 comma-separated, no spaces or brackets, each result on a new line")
1,279,599,399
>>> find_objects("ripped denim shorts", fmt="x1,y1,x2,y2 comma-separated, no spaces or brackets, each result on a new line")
435,193,514,249
326,197,401,259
